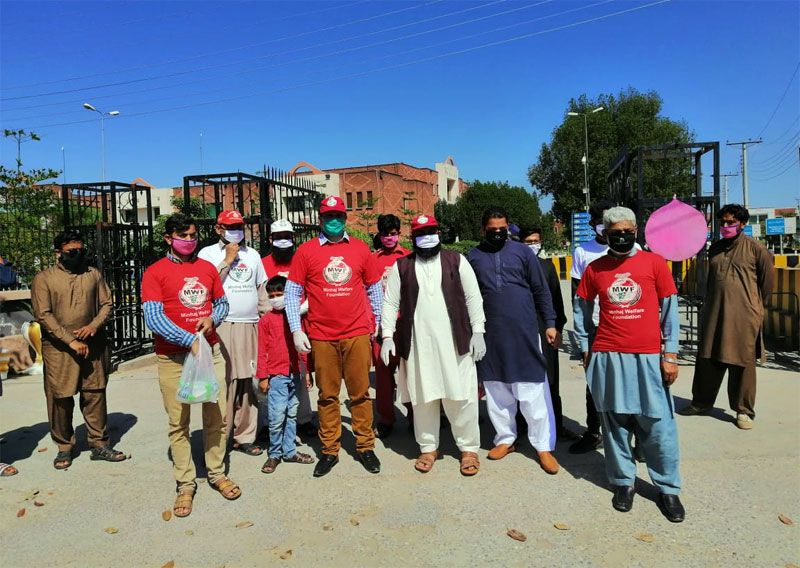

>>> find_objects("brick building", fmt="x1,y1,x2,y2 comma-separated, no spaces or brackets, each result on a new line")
288,157,467,234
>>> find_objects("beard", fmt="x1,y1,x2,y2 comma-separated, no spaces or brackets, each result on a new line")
413,243,441,260
271,247,294,263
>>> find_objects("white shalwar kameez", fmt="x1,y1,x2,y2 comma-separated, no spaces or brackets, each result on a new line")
381,254,485,453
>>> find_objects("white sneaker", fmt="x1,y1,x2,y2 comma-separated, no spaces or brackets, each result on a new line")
736,413,754,430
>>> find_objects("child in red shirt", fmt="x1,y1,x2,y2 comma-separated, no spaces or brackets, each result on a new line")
256,276,314,474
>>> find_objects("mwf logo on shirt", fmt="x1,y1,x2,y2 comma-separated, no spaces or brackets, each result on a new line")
323,256,352,286
607,272,642,307
228,261,253,283
179,277,209,309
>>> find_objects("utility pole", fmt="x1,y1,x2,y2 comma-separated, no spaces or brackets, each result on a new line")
726,139,762,209
721,173,739,205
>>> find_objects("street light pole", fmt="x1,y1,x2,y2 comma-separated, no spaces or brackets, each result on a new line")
83,103,119,182
568,106,604,210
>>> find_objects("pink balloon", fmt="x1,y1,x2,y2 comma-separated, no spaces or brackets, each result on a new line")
645,198,708,261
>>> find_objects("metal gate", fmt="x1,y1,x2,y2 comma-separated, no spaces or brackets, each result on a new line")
62,182,156,366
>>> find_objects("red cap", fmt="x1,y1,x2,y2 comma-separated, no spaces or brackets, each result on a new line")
217,210,244,225
319,195,346,214
411,214,438,232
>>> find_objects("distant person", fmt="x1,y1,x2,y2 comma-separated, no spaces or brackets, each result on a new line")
468,208,559,475
574,207,684,522
0,255,18,290
380,214,486,476
286,196,383,477
519,225,573,440
198,210,268,456
370,214,413,438
256,276,315,474
31,230,125,470
678,204,773,430
143,213,240,518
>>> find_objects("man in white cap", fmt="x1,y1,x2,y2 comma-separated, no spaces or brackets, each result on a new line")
198,209,268,457
261,219,316,439
380,214,486,476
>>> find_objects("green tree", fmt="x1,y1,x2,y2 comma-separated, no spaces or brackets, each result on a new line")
0,130,62,284
451,180,544,242
356,195,380,235
434,200,459,244
528,88,694,222
400,191,419,234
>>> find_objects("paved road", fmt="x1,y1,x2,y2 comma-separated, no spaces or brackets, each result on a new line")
1,283,798,568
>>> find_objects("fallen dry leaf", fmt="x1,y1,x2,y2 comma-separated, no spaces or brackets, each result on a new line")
162,561,175,568
507,529,527,542
16,508,25,518
33,501,44,507
104,527,119,534
785,564,799,568
24,490,40,500
47,492,54,495
553,523,570,530
37,447,48,452
235,521,254,529
349,518,360,526
634,533,654,543
162,510,172,522
279,550,293,560
126,454,132,460
323,524,333,531
778,514,794,526
184,530,194,536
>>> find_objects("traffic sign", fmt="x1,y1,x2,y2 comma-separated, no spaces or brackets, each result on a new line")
766,218,785,235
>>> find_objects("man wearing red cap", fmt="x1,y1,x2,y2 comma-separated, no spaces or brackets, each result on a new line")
198,209,268,457
285,196,384,477
380,214,486,476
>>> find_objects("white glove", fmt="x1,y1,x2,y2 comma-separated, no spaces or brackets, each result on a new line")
380,338,396,367
293,330,311,354
299,299,309,316
469,332,486,362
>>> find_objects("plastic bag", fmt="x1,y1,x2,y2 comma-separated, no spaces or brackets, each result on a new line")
176,333,220,404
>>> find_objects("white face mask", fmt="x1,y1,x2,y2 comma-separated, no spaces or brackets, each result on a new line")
528,243,542,256
224,230,245,244
415,234,440,249
272,238,293,249
595,224,605,237
268,296,285,311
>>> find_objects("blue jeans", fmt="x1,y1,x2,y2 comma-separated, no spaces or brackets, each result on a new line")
267,374,299,459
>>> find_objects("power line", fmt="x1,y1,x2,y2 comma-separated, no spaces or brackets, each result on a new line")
20,0,672,131
753,155,799,182
757,60,800,138
751,134,800,168
763,116,800,145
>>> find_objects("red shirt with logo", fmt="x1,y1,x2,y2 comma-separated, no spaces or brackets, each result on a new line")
370,246,411,291
576,250,676,354
142,257,225,355
288,236,381,340
261,254,292,279
256,310,307,377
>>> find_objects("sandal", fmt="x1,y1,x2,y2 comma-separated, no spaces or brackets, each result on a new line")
211,476,242,500
459,451,480,477
261,457,280,474
283,452,315,464
173,490,194,518
90,446,126,462
233,443,264,456
54,450,73,470
0,463,19,476
414,451,440,473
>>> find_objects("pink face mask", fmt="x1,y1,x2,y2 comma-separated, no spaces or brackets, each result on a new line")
171,237,198,255
720,225,740,239
381,235,399,249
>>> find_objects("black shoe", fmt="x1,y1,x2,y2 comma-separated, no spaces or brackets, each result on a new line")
313,454,338,477
612,485,635,512
557,427,580,442
568,432,603,454
374,423,393,439
357,450,381,474
632,440,646,463
296,422,318,438
657,493,685,523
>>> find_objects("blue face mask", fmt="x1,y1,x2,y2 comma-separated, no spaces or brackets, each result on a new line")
322,218,345,239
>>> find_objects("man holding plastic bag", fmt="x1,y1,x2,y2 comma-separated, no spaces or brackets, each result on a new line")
143,213,241,519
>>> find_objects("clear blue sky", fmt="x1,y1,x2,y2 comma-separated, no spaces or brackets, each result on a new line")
1,0,798,214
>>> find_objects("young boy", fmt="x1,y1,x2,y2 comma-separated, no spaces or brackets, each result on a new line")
256,276,315,473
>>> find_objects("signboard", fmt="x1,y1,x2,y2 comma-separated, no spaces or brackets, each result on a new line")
750,224,761,238
766,217,785,235
571,211,594,250
785,217,796,235
743,225,753,236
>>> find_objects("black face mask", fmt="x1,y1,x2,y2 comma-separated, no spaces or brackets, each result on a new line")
483,228,508,251
607,232,636,254
271,246,294,263
413,243,441,260
60,248,89,273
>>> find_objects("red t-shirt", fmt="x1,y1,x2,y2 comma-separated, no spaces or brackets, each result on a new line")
256,310,307,378
288,236,381,340
261,254,292,279
142,257,225,355
576,250,677,354
371,246,411,291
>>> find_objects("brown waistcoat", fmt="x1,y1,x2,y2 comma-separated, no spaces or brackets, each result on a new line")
395,250,472,360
